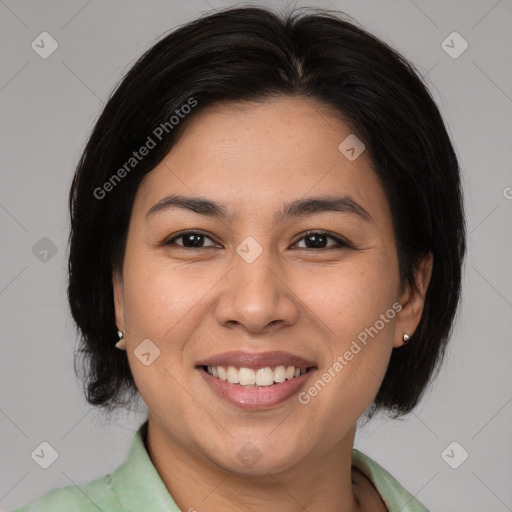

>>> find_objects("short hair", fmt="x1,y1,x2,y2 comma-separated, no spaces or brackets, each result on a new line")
68,5,466,418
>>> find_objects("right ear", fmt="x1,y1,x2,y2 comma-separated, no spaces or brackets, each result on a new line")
112,267,125,334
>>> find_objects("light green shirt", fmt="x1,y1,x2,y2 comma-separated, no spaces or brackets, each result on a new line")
13,421,429,511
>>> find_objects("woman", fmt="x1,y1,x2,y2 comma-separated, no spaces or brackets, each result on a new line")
14,5,465,512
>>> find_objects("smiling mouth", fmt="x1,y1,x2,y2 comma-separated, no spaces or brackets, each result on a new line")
201,365,313,387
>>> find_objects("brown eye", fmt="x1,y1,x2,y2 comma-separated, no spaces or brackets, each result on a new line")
292,231,351,250
163,230,352,251
165,231,219,249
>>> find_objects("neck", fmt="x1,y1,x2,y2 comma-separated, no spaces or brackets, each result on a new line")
145,418,364,512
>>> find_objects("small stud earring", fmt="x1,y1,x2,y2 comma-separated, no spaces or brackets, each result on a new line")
115,330,126,350
403,333,410,343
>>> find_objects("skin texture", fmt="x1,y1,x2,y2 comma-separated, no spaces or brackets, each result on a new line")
113,96,432,512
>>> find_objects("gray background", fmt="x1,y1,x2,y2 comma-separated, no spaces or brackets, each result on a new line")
1,0,511,511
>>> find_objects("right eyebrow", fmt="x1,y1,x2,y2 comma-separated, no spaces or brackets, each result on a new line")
145,195,231,221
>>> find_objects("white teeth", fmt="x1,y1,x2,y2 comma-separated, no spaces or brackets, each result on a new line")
239,367,256,386
256,367,274,386
227,366,239,384
205,364,309,386
274,365,286,383
218,366,227,381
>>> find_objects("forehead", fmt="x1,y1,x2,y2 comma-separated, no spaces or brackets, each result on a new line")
133,96,390,225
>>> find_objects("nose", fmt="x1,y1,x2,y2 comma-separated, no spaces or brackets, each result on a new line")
215,249,300,334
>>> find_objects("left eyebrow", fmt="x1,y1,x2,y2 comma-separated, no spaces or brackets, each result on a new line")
145,194,373,223
278,196,372,223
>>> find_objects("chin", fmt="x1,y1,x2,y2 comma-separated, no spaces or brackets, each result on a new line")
199,434,310,477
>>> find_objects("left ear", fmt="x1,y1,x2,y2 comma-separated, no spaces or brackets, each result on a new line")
393,252,433,348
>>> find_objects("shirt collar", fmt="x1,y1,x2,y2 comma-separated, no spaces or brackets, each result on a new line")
352,449,429,511
110,420,181,511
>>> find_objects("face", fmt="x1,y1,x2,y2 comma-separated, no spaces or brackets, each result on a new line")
113,96,430,476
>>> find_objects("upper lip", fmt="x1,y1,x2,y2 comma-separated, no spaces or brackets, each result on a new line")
196,350,317,370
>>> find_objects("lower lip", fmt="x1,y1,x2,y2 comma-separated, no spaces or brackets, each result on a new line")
199,368,315,410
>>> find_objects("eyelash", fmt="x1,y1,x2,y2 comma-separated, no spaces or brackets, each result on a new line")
163,230,353,251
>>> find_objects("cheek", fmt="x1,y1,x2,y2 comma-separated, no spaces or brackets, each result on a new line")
119,252,209,426
294,255,398,410
121,252,211,340
296,252,399,338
